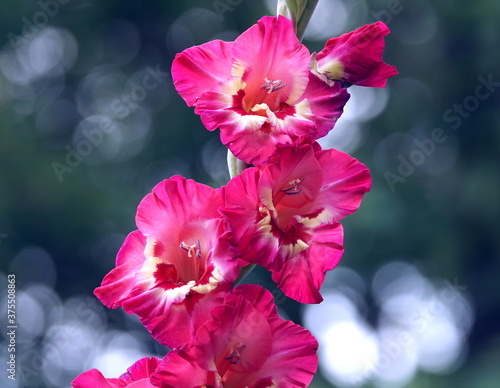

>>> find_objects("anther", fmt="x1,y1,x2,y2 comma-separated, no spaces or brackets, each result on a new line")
179,241,202,259
261,78,287,94
281,177,305,195
195,239,201,259
225,344,246,364
225,350,241,364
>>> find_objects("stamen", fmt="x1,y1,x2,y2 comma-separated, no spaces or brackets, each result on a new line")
179,241,202,259
179,240,203,282
261,80,272,89
281,177,305,195
261,78,287,94
195,239,201,259
224,344,246,364
218,343,247,376
225,350,239,364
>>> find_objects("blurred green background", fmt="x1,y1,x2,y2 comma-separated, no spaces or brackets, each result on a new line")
0,0,499,387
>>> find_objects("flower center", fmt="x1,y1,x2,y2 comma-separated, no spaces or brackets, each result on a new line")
179,240,203,283
260,78,287,94
243,77,288,113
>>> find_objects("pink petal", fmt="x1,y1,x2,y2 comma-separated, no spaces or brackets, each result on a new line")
120,357,161,381
232,16,310,106
272,223,344,304
72,369,125,388
132,285,230,349
195,88,262,131
224,318,318,388
315,147,372,222
136,176,222,245
151,351,221,388
220,167,281,265
73,358,160,388
231,284,279,319
224,293,318,387
219,119,293,165
94,231,147,309
193,293,273,374
172,40,233,106
296,72,350,138
257,317,318,387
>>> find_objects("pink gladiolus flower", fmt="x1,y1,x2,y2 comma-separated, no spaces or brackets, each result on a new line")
94,176,240,348
313,21,398,87
151,285,318,388
72,357,160,388
220,144,371,303
172,15,349,165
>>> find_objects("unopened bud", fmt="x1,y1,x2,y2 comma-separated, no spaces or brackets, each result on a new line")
277,0,318,40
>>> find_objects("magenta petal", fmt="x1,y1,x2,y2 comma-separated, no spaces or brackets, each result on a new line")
316,147,372,222
120,357,161,382
272,223,344,304
193,293,273,374
151,351,220,388
172,39,233,106
220,123,293,166
73,357,160,388
152,285,319,388
94,230,147,309
220,167,281,265
140,287,229,349
297,72,350,139
223,288,318,387
232,16,310,105
72,369,125,388
255,317,318,387
195,89,250,131
136,175,222,244
219,166,259,243
232,284,279,319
